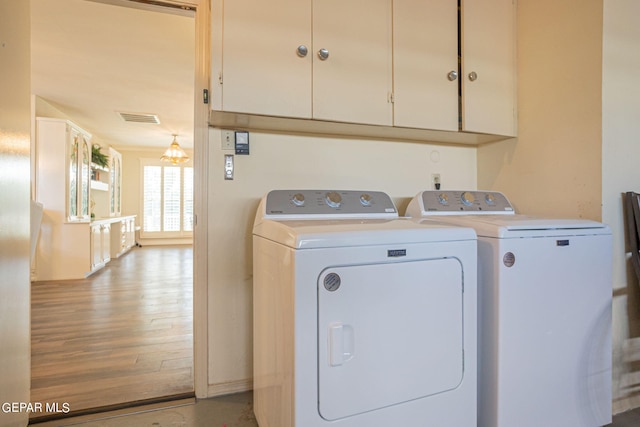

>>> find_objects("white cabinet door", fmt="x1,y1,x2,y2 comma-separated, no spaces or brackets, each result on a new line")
67,126,91,221
90,223,110,271
312,0,393,126
214,0,392,126
101,223,111,264
91,224,102,270
109,147,122,217
215,0,312,118
393,0,458,131
461,0,516,136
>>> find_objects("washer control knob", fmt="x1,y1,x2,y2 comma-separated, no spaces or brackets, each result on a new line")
484,193,496,205
359,193,372,206
461,191,475,206
438,193,449,205
291,193,305,206
325,191,342,208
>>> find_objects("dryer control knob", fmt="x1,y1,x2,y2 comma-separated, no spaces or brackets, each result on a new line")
484,193,496,205
325,191,342,208
438,193,449,205
360,193,372,206
461,191,475,206
291,193,305,206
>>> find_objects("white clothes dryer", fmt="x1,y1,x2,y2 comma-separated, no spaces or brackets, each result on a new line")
252,190,478,427
406,190,612,427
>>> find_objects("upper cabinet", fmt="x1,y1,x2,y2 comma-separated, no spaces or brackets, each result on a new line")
213,0,311,118
211,0,516,143
213,0,392,126
392,1,459,131
312,0,392,126
461,0,516,137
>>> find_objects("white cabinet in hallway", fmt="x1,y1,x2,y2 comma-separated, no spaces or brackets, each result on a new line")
90,221,111,272
35,117,136,280
35,118,94,280
110,215,136,259
109,147,122,217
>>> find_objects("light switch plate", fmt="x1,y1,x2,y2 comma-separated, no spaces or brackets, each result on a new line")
224,154,234,180
222,130,235,150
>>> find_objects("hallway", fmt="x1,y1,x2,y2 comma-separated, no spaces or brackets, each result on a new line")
30,246,194,421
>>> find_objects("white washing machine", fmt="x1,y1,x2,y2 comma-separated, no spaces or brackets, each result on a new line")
406,190,612,427
252,190,478,427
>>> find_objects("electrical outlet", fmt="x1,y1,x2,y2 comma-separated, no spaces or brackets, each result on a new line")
221,130,235,150
432,173,441,190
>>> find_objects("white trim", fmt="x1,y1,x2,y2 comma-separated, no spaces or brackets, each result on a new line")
137,238,192,246
192,0,210,399
207,379,252,398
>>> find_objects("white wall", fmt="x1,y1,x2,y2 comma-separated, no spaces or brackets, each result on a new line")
603,0,640,414
0,1,31,426
206,128,477,392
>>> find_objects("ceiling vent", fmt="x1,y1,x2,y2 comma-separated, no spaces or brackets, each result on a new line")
118,112,161,124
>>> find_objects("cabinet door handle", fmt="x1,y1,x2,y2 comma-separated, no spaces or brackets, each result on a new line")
296,45,308,58
447,70,458,81
317,48,330,60
468,71,478,82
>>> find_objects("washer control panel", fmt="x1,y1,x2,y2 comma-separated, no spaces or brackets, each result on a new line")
264,190,398,217
419,190,514,213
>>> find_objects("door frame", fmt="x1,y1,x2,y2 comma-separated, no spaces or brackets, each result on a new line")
67,0,211,399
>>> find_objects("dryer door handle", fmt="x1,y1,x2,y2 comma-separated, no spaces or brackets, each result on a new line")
329,323,354,366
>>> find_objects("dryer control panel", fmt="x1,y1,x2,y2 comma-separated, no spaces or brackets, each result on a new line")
408,190,515,216
263,190,398,218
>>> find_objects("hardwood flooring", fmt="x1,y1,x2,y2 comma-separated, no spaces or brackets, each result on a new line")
30,245,194,420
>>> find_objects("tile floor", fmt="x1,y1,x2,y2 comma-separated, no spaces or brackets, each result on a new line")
30,391,640,427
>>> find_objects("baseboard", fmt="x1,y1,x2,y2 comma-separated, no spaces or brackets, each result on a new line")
136,238,193,247
207,378,252,397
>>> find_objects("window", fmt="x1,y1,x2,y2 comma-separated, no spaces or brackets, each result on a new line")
140,159,193,238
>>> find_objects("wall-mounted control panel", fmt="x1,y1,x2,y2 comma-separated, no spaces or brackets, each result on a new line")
235,131,249,155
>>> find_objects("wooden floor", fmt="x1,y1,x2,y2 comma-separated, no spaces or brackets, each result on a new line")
30,245,194,420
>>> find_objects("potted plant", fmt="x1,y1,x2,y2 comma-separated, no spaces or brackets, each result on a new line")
91,144,109,169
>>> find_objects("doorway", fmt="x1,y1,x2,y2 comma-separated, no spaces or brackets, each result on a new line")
30,0,199,419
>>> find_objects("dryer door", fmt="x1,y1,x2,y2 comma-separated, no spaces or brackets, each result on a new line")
317,257,464,421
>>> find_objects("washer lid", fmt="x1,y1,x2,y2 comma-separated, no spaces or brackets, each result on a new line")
253,218,476,249
417,215,611,238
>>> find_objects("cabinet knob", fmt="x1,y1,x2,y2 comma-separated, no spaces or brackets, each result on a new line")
447,70,458,81
296,45,308,58
318,48,330,61
468,71,478,82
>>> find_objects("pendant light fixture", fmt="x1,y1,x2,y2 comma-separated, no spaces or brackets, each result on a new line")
160,134,190,165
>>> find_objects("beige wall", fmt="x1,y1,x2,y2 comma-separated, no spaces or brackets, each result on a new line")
206,128,477,390
603,0,640,414
0,1,31,426
478,0,603,220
